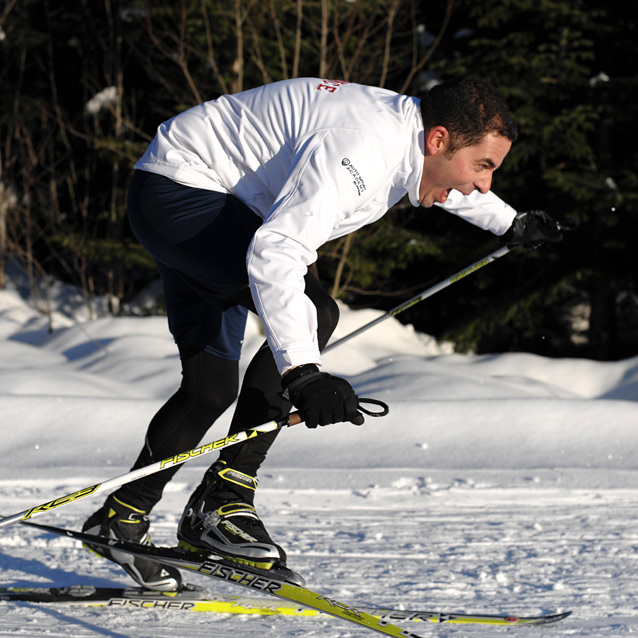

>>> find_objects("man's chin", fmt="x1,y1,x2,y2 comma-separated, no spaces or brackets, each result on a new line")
419,195,435,208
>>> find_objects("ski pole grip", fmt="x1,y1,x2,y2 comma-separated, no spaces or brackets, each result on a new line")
286,397,388,427
288,412,303,426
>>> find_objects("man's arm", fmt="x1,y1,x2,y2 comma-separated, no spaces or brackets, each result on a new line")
435,188,517,235
247,129,392,375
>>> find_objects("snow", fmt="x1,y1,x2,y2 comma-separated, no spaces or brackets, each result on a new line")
85,86,118,115
1,271,637,637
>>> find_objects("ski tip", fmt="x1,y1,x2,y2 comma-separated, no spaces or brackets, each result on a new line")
543,610,573,623
519,610,572,625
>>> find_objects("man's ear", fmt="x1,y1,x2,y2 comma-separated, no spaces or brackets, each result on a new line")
424,126,450,156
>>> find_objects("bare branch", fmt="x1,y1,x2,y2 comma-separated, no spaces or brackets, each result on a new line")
400,0,454,94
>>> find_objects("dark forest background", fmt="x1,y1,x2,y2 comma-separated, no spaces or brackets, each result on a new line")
1,0,636,360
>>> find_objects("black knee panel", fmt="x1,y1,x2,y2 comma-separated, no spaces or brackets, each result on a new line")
304,273,340,350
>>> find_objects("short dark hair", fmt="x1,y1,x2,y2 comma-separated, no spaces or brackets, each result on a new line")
419,74,518,155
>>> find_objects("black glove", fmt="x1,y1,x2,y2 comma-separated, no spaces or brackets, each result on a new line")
503,210,563,249
282,364,364,428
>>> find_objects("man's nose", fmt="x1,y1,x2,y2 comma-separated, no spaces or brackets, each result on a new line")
474,175,492,194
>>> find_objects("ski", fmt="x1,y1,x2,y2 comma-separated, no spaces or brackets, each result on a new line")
0,584,212,610
18,521,572,629
20,520,425,638
0,583,572,625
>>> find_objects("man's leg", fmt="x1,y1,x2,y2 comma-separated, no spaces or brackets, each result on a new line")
83,172,258,588
220,272,339,473
116,170,261,505
114,347,239,511
177,273,340,567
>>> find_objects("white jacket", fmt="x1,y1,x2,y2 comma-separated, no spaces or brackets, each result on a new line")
135,78,517,373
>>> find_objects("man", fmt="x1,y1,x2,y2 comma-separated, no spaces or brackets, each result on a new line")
83,75,562,591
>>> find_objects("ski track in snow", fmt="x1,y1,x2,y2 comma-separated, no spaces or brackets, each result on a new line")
2,467,638,637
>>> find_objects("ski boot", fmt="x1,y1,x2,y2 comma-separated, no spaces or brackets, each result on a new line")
83,494,182,592
177,461,286,570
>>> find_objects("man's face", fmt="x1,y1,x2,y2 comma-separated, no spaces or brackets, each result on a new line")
418,128,512,207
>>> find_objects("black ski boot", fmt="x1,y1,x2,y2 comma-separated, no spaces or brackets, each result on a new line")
83,494,182,592
177,461,286,570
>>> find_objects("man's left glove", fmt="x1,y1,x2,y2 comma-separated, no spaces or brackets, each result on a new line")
282,364,364,428
504,210,563,249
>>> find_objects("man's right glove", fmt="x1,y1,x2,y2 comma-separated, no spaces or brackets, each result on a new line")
282,364,364,428
503,210,563,249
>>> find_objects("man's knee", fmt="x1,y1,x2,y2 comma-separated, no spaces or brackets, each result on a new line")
304,273,340,349
179,348,240,416
316,294,340,349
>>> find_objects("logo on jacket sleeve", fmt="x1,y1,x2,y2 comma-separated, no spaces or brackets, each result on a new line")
341,158,366,196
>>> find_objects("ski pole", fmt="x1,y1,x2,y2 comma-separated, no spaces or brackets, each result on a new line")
324,244,514,353
0,399,387,530
0,414,299,530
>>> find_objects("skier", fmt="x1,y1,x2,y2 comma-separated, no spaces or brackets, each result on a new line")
83,75,562,590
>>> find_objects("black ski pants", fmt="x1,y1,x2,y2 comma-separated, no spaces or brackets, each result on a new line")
115,171,339,511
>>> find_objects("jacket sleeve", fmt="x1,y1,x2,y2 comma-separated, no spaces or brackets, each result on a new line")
435,189,517,235
246,130,392,375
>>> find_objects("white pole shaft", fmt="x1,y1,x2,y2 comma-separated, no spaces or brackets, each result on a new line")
0,415,299,530
324,245,513,353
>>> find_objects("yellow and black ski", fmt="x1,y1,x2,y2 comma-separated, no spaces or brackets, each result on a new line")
17,521,571,630
20,520,425,638
0,583,572,626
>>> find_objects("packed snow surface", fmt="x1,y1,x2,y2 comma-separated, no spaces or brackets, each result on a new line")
0,275,637,637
